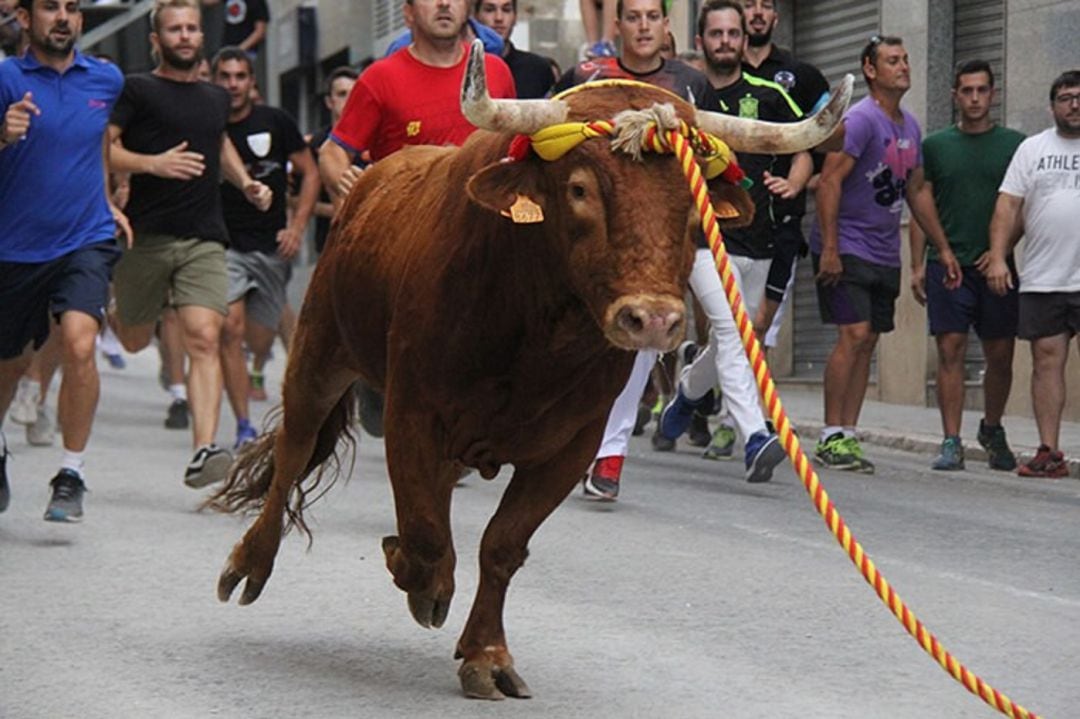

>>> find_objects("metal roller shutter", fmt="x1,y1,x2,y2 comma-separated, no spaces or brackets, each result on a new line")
789,1,881,377
954,0,1006,125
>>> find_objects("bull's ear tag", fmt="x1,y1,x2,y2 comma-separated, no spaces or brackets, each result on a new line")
713,200,741,219
502,194,544,224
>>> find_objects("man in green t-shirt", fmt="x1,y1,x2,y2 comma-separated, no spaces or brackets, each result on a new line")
910,59,1025,472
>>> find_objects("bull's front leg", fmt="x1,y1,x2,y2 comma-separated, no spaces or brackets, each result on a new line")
455,418,606,700
382,405,460,629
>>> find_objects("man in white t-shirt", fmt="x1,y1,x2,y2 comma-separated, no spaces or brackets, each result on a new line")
986,69,1080,478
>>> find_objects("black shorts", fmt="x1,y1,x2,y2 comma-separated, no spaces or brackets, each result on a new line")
812,253,901,333
1018,292,1080,340
0,240,121,360
926,260,1018,339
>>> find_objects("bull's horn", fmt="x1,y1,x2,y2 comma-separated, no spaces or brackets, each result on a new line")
694,74,854,154
461,39,569,133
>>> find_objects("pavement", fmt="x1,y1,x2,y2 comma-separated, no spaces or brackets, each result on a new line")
774,381,1080,477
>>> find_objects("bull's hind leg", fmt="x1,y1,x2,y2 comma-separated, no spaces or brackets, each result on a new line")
455,419,606,700
217,341,358,606
381,402,461,630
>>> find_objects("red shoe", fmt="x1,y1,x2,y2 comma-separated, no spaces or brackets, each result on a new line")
582,455,623,501
1017,445,1069,478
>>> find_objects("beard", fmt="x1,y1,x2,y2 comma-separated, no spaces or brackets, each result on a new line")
35,26,76,57
746,27,773,48
706,52,741,75
159,43,203,71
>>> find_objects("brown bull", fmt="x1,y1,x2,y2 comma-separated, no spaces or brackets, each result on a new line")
210,42,850,700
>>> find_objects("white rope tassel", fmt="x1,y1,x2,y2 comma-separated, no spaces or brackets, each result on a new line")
609,103,680,161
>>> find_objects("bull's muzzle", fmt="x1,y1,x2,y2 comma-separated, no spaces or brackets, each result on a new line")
605,294,685,352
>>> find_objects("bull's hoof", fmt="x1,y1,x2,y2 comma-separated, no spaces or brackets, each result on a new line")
407,592,451,629
459,659,532,700
217,536,276,606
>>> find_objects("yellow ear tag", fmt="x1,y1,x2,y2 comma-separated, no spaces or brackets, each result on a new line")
713,201,741,219
501,194,544,224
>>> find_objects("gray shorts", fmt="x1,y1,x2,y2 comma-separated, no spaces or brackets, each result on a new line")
226,249,292,330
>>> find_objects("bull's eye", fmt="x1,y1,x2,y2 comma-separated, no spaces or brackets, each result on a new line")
569,182,587,200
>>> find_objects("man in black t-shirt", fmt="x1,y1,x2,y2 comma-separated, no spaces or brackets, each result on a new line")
202,0,268,55
657,0,799,474
212,47,319,449
473,0,554,99
739,0,829,350
108,0,271,489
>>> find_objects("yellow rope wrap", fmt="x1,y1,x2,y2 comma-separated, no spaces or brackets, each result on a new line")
663,127,1042,719
521,104,1044,717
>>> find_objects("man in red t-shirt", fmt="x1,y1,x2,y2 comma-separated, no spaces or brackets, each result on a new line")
318,0,515,202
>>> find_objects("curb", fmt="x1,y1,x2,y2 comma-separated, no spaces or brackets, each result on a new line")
791,420,1080,479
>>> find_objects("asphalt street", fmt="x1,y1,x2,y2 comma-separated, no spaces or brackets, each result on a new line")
2,331,1079,718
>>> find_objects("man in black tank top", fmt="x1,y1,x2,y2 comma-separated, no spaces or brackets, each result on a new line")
106,0,271,490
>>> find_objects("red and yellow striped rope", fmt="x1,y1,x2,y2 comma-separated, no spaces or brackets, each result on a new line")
663,127,1042,719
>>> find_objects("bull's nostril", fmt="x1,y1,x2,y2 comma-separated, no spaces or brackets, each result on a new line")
667,318,683,337
617,307,645,334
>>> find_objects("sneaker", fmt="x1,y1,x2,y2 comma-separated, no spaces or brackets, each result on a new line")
585,40,617,58
1017,444,1068,479
844,435,876,474
234,419,258,450
102,351,126,369
650,429,675,452
43,469,86,523
977,421,1017,471
249,371,268,401
582,455,622,501
10,378,39,426
164,399,189,430
931,435,965,471
678,340,699,366
26,406,56,447
659,387,714,441
0,445,10,513
815,432,868,472
687,412,711,447
702,423,736,460
745,431,785,483
184,444,233,488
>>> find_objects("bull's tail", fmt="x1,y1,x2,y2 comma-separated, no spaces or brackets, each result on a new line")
202,388,358,541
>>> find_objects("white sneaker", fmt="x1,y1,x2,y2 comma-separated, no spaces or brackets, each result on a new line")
10,378,39,426
26,406,56,447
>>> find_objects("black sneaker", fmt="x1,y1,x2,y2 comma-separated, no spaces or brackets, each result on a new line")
44,469,86,523
183,444,233,488
0,445,10,513
687,411,711,447
977,420,1017,471
650,429,675,452
164,399,190,430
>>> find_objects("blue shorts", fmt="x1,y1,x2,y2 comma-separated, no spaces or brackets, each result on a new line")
812,253,900,333
0,240,121,360
926,260,1018,339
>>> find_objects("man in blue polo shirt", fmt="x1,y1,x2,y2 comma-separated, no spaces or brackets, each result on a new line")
0,0,127,522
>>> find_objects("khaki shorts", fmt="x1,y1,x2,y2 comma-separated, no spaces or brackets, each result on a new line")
113,234,228,326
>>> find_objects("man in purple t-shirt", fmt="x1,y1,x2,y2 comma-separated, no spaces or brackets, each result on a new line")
809,35,961,473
